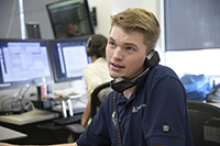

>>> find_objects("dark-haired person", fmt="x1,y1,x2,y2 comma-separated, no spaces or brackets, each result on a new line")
81,34,112,128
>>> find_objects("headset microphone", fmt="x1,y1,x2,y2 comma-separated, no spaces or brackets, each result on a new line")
110,50,160,93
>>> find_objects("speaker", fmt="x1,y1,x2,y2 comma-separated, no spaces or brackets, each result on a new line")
91,7,97,26
26,22,42,39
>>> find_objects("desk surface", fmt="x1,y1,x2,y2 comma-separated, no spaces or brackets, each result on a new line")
0,126,27,141
0,109,59,125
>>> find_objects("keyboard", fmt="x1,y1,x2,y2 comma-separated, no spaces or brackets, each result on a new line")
53,114,82,125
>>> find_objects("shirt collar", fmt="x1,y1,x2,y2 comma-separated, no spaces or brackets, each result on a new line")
94,57,106,63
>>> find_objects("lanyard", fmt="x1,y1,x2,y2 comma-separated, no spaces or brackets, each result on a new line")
113,95,122,146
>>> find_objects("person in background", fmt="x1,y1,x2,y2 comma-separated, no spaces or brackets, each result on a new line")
1,8,194,146
81,34,112,128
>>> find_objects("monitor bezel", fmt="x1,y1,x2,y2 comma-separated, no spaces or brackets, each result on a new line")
47,35,90,83
46,0,95,39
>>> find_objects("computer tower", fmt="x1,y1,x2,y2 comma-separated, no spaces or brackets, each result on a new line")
26,22,42,39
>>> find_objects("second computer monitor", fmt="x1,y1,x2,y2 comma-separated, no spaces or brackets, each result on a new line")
48,36,90,83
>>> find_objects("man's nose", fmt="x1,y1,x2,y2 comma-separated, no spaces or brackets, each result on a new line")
112,47,123,60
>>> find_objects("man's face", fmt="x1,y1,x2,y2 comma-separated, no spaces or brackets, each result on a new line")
106,25,147,80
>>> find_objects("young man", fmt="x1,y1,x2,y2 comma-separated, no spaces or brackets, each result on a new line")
1,8,194,146
74,8,194,146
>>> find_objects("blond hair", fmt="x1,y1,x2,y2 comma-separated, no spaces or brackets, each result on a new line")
110,8,161,52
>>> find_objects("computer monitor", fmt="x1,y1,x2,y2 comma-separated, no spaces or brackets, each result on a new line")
48,36,90,83
46,0,95,39
0,39,54,90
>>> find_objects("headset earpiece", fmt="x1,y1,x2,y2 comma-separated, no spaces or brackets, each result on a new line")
86,36,92,56
110,50,160,93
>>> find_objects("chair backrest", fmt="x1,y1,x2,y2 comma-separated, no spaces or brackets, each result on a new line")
63,83,111,138
187,100,220,146
90,82,111,118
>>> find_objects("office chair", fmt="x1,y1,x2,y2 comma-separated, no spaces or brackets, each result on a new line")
187,100,220,146
90,82,111,118
65,81,111,141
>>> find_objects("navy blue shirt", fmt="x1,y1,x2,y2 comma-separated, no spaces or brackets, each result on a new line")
77,65,194,146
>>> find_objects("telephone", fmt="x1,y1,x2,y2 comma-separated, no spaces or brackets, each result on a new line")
110,50,160,92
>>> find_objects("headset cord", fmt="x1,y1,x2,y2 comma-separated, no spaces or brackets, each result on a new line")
20,86,30,111
10,88,23,111
113,96,122,146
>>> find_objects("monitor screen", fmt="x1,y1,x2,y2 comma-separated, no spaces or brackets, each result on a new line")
48,36,90,83
0,39,54,90
46,0,95,39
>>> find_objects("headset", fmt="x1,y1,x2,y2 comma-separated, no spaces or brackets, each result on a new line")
86,36,93,56
110,50,160,93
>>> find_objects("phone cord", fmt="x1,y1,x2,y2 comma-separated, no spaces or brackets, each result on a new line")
113,96,122,146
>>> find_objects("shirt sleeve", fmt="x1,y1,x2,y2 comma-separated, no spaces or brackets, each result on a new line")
142,76,188,146
77,97,111,146
83,65,103,98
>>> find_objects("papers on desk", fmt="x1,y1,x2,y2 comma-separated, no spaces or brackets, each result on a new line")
45,88,86,100
0,126,27,141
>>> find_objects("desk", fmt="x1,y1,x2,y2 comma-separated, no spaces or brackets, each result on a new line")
0,95,87,145
0,109,59,125
0,126,27,141
0,119,73,145
0,94,87,125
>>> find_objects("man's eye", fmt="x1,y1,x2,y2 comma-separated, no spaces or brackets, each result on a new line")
109,41,116,46
126,46,134,51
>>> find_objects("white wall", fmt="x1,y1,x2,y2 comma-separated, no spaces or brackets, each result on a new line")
0,0,21,38
112,0,160,15
88,0,112,37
